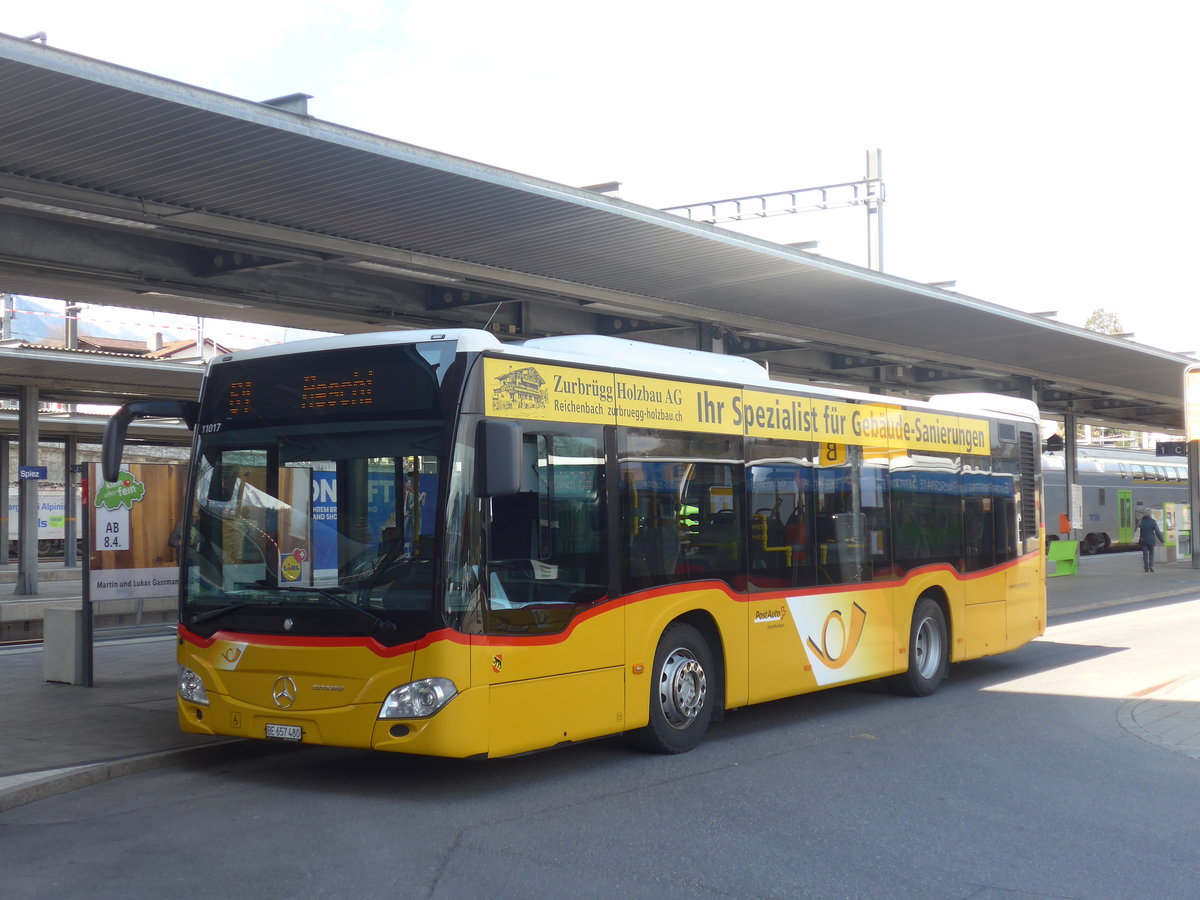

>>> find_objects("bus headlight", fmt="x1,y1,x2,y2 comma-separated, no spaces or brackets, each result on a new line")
379,677,457,719
178,665,210,705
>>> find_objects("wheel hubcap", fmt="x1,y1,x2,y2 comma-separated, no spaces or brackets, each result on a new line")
658,647,707,729
913,616,943,679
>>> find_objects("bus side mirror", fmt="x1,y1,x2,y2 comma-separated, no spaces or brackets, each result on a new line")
477,419,522,497
102,400,199,483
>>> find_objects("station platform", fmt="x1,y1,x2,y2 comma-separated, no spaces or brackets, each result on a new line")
1,563,174,642
2,551,1199,812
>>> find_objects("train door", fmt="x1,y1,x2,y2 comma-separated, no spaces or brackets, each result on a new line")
1118,489,1134,544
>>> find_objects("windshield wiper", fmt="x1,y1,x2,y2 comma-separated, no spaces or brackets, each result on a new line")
276,586,397,635
189,602,254,627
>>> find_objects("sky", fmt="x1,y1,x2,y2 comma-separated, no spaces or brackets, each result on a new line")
2,0,1198,352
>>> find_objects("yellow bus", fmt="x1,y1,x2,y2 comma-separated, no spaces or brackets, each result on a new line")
103,329,1045,757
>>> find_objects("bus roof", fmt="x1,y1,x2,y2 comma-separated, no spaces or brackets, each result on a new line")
500,335,1038,423
509,334,772,385
212,327,1039,423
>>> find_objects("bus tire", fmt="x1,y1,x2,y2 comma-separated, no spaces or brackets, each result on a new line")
630,622,714,754
893,596,948,697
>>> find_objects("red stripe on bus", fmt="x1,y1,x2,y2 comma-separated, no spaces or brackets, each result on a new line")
178,550,1036,655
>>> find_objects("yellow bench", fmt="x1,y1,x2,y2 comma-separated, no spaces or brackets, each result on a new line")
1047,539,1079,577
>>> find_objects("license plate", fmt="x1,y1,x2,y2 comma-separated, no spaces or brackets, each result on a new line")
265,723,303,742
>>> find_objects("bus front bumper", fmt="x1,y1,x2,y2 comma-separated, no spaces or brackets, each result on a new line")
177,684,489,758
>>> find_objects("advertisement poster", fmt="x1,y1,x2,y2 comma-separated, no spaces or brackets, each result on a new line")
88,463,185,602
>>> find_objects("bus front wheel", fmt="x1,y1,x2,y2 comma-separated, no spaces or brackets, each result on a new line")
630,622,714,754
892,597,948,697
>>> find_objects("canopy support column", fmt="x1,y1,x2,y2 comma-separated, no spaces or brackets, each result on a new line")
1063,411,1078,543
15,384,39,594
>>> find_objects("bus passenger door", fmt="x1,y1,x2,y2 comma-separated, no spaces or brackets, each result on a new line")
480,427,625,755
746,438,896,702
746,454,818,703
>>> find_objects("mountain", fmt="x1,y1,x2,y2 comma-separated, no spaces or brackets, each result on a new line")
3,295,194,345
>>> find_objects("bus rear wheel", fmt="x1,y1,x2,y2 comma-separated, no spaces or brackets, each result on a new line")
892,596,948,697
630,622,714,754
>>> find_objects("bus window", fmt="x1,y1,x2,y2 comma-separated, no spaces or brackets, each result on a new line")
444,432,484,631
990,434,1023,562
619,429,743,593
484,428,607,630
962,459,992,572
746,440,817,591
620,457,688,592
813,444,887,585
891,452,962,575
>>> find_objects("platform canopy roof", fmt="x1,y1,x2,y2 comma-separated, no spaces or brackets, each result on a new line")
0,32,1191,432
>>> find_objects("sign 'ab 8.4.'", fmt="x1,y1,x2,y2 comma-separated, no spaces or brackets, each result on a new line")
94,470,146,552
88,463,184,603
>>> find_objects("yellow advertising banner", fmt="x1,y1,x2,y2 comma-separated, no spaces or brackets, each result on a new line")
483,358,990,454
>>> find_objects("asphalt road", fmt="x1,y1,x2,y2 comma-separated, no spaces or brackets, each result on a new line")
3,598,1199,899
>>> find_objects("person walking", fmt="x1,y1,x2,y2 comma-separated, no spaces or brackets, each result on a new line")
1137,513,1165,572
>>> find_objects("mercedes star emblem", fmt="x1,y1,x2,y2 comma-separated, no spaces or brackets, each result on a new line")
272,675,298,709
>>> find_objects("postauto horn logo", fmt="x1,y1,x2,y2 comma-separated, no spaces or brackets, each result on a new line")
787,598,870,686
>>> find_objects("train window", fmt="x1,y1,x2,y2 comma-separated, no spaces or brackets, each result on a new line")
1117,463,1129,479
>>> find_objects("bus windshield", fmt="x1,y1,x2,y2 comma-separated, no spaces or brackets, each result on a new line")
180,342,453,644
